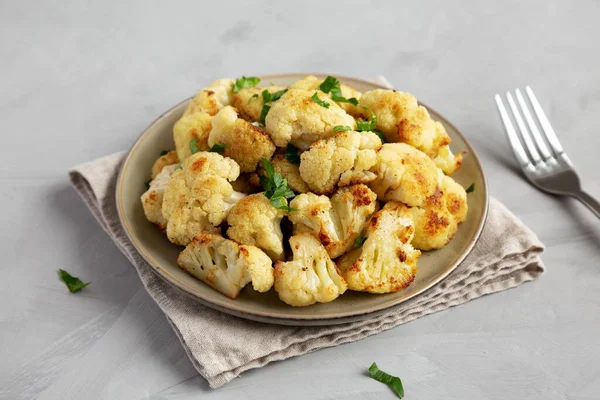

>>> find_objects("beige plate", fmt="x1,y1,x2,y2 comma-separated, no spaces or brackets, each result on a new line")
116,73,489,326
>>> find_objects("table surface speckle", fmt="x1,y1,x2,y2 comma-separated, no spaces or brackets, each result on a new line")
2,1,600,399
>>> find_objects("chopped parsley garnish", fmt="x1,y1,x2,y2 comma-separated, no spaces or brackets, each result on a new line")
466,183,475,193
332,95,359,105
311,92,330,108
248,94,259,104
232,76,260,93
318,75,358,105
210,143,226,154
318,76,339,94
160,150,169,156
284,144,301,165
260,158,295,211
333,125,352,133
259,104,271,124
353,234,366,248
144,179,152,190
58,269,91,293
189,137,200,154
356,107,377,131
262,88,288,103
368,363,404,398
175,163,183,170
373,130,387,143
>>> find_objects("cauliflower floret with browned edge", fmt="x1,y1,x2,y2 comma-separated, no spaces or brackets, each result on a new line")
289,75,362,114
227,193,285,261
288,184,377,259
230,86,287,122
161,152,245,245
271,154,310,193
230,173,262,194
337,203,421,293
151,151,179,179
184,78,235,117
299,130,382,195
359,89,462,174
274,233,347,306
369,143,438,207
433,140,464,175
178,233,274,299
406,171,468,250
173,111,213,161
208,106,276,173
265,89,356,150
141,164,178,230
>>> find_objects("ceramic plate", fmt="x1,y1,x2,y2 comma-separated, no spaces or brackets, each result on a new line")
116,74,488,326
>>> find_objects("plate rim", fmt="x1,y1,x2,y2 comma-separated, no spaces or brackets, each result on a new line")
116,73,489,325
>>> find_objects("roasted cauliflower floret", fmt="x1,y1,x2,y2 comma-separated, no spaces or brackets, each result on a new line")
151,151,179,179
230,86,287,122
433,142,464,175
141,164,178,230
337,204,421,293
173,111,213,161
270,154,310,193
184,78,235,116
289,75,362,114
274,233,347,306
299,130,381,194
265,89,356,149
359,89,462,174
227,193,285,261
208,106,276,173
161,152,245,245
178,233,274,299
230,173,262,194
407,171,468,250
369,143,438,206
288,184,377,259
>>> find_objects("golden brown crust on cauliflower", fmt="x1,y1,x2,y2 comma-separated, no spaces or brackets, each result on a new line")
173,111,213,161
271,154,310,193
265,89,356,149
369,143,439,206
227,193,285,261
230,86,287,122
178,233,273,299
230,173,263,194
299,130,381,195
151,151,179,179
161,152,244,245
289,75,362,114
274,233,347,306
288,184,377,259
141,164,178,230
337,203,421,293
184,79,235,117
208,106,276,173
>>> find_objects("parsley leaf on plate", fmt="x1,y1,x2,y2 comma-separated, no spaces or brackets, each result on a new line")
262,88,288,103
318,76,358,105
210,143,226,154
160,150,169,156
373,130,387,143
311,92,330,108
466,183,475,193
58,269,91,293
189,137,200,154
259,104,271,125
260,158,295,211
284,144,301,165
333,125,352,134
318,76,339,94
332,95,359,106
368,363,404,398
356,107,377,131
232,76,260,93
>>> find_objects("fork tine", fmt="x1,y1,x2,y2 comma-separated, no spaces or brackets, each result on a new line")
494,94,531,168
515,89,553,160
506,91,542,164
525,86,564,155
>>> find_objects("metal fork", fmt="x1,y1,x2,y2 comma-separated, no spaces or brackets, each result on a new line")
495,86,600,218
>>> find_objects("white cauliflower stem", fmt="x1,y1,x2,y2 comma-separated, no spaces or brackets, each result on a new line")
337,203,421,293
178,233,274,299
161,152,245,245
299,130,382,194
288,184,377,259
227,193,285,261
274,233,347,306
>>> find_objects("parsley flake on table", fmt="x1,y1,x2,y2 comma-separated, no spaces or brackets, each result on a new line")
209,143,226,154
333,125,352,134
232,76,260,93
189,137,200,154
58,269,91,293
260,158,295,211
311,92,330,108
466,183,475,193
356,107,377,131
368,362,404,398
283,144,301,165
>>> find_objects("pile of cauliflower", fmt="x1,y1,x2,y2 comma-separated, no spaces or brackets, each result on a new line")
141,75,469,307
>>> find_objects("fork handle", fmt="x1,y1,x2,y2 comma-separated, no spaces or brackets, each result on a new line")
574,191,600,219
